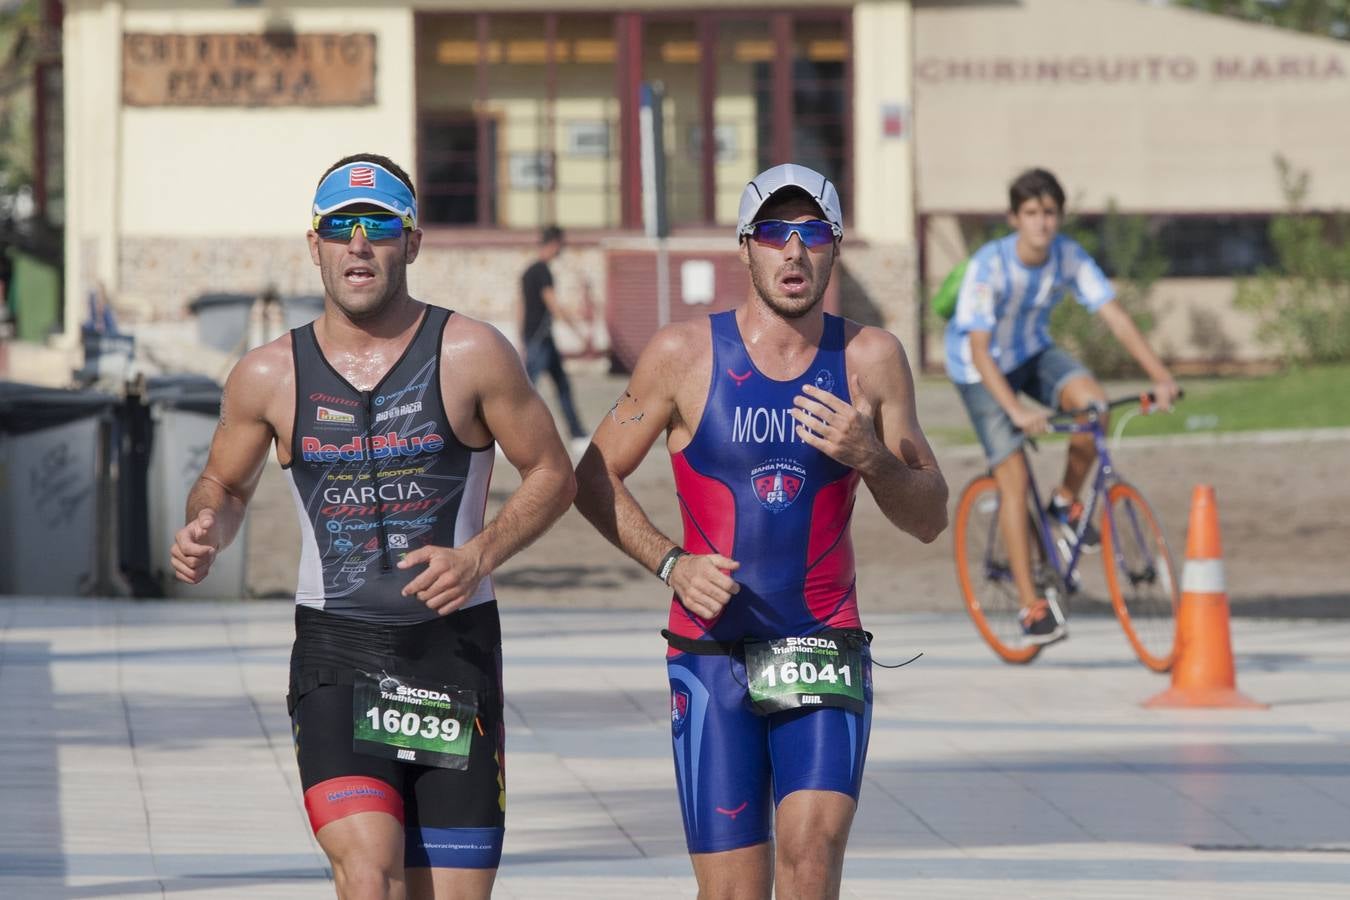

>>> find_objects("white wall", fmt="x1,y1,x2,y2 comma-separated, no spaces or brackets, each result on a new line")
915,0,1350,214
852,0,914,244
118,5,417,238
63,1,417,334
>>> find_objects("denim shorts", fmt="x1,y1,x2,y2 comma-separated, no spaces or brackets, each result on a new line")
955,347,1090,467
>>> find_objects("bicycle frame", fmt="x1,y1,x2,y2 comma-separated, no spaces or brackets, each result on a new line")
984,395,1163,598
1033,415,1116,593
958,390,1182,668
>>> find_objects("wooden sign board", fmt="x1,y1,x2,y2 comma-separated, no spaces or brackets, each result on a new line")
123,33,377,107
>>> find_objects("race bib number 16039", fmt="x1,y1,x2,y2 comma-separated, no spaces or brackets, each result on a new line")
352,671,477,770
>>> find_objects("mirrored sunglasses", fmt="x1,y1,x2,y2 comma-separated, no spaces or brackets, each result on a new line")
747,219,840,249
312,211,413,242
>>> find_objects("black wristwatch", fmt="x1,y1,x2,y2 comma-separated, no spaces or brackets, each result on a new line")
657,546,688,585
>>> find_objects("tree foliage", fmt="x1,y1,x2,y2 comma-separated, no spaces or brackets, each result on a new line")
0,0,40,206
1235,157,1350,364
1052,203,1169,379
1172,0,1350,39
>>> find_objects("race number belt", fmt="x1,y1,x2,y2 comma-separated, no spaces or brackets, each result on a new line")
352,671,477,770
743,630,866,716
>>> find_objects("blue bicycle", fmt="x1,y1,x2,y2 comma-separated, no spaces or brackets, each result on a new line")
953,394,1181,669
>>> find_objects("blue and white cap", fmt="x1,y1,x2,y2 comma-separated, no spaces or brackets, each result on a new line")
312,160,418,225
736,163,843,240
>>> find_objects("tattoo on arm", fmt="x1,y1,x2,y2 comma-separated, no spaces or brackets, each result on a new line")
608,390,645,426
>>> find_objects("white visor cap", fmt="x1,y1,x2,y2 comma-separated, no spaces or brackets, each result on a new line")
736,163,843,240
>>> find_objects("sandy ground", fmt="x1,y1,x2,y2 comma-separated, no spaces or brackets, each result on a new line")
245,368,1350,616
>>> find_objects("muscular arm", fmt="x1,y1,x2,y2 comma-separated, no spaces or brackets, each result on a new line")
856,332,948,543
400,321,575,611
466,326,576,572
171,345,282,582
574,324,738,618
573,330,683,574
792,328,947,543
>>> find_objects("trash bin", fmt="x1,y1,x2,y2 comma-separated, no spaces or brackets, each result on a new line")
141,374,249,600
0,382,119,596
186,293,255,354
284,295,324,330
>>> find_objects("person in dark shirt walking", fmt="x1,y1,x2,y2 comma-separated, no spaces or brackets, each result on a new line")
520,225,587,445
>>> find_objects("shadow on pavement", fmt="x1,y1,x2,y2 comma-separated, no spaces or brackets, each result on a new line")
496,563,647,592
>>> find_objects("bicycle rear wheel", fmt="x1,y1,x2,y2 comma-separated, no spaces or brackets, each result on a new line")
1100,481,1179,672
953,475,1043,665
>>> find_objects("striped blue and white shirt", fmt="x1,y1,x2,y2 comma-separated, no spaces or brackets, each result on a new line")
944,233,1115,385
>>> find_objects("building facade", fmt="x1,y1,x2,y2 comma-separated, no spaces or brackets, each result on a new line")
53,0,1348,377
914,0,1350,370
59,0,918,371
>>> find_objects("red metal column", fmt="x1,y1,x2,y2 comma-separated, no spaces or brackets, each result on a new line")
546,13,559,225
698,14,716,224
771,13,793,166
617,13,645,230
475,13,491,227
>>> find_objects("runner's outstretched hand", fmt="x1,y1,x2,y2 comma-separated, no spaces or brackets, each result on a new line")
399,545,486,616
669,554,740,620
171,509,220,584
791,374,888,471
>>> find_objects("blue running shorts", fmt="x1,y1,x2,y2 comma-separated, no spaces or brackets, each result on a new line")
666,648,873,854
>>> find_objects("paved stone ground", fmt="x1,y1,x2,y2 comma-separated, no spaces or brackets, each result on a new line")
2,598,1349,899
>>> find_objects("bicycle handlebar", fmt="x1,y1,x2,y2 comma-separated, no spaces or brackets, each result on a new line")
1049,388,1185,425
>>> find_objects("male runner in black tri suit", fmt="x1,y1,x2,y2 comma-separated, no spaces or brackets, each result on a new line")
171,153,575,900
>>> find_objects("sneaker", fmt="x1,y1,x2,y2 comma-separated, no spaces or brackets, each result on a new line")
1048,494,1099,550
1019,599,1067,646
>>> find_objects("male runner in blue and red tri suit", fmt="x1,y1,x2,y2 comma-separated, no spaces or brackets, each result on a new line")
575,164,948,899
170,153,575,900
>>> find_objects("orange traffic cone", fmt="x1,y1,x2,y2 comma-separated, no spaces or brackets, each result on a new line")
1144,485,1265,709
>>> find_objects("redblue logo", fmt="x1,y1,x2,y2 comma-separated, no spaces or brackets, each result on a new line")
671,689,690,737
751,459,806,513
300,431,444,462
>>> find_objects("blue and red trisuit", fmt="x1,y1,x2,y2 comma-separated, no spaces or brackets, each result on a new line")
665,310,873,854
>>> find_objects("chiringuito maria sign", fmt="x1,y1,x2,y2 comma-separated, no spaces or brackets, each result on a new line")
122,32,376,107
917,54,1348,86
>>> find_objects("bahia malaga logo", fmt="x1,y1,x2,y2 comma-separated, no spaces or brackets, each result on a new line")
671,688,691,738
751,458,806,513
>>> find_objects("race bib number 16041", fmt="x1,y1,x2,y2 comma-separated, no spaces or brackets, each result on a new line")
744,633,866,716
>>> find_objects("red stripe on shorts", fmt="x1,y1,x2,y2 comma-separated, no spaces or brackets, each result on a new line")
304,776,404,833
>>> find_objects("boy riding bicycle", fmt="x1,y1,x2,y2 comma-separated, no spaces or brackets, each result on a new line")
945,168,1179,645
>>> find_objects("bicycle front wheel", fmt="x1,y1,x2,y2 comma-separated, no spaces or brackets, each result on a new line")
1100,481,1179,672
953,475,1041,665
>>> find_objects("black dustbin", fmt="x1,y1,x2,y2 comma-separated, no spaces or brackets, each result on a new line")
120,374,248,599
186,293,255,354
284,295,324,330
0,382,119,596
